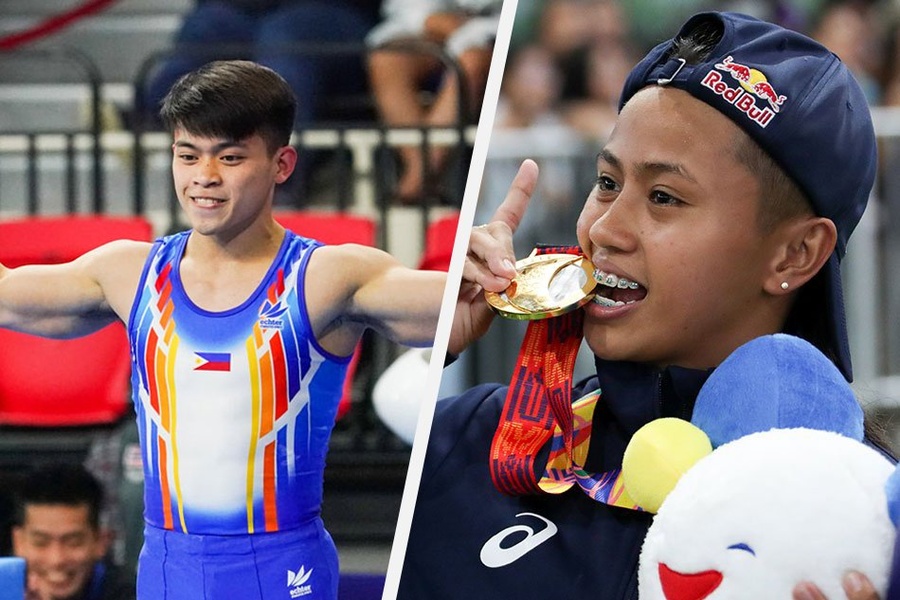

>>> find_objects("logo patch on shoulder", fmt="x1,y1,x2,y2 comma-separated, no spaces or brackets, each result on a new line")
701,55,787,128
259,299,288,330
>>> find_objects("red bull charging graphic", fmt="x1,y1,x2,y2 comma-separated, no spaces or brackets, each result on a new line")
701,55,787,128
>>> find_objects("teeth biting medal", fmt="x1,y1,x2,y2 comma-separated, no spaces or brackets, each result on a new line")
591,268,642,307
484,251,598,320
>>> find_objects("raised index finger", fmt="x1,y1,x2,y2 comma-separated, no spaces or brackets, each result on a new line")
490,159,538,235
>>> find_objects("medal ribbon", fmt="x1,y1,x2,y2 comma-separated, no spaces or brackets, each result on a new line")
539,390,638,508
488,245,640,509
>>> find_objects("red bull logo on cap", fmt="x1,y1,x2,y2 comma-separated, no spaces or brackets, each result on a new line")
701,56,787,128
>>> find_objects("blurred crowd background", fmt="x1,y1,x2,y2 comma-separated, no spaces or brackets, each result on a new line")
450,0,900,460
480,0,900,240
504,0,895,137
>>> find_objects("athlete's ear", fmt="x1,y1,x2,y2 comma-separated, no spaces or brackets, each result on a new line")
274,145,297,184
763,216,837,295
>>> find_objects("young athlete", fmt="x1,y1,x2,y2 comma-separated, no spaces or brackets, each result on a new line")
400,12,885,600
0,60,445,599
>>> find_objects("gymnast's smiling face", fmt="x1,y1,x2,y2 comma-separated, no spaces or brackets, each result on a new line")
171,128,296,240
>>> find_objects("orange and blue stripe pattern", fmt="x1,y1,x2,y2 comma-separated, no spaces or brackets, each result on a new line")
129,231,351,535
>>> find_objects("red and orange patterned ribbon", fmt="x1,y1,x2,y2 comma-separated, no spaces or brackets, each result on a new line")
489,245,640,510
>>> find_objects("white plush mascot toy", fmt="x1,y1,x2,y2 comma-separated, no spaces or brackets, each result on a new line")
621,334,900,599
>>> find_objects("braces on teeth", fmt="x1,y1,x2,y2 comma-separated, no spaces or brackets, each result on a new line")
592,269,639,289
591,269,640,307
593,295,623,307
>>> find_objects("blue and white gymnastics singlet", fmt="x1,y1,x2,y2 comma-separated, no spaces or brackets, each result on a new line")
129,230,350,599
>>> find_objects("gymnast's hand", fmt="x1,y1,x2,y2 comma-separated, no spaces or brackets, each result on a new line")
448,159,537,357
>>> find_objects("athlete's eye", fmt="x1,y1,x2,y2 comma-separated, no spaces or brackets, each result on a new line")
594,175,620,197
650,190,683,206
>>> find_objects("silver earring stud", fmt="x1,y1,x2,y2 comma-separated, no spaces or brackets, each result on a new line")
781,281,789,290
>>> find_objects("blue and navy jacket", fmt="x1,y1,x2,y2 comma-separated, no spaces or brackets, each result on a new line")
399,358,711,599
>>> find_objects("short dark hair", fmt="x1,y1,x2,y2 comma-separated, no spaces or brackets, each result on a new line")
734,137,813,233
667,17,832,363
668,19,814,232
160,60,296,154
13,463,104,530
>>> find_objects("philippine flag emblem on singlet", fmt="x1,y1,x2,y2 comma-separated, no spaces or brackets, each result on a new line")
193,352,231,372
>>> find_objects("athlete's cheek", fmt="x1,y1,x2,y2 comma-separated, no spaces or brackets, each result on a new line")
575,208,598,255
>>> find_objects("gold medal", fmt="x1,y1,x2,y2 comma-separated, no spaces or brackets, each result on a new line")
485,252,597,320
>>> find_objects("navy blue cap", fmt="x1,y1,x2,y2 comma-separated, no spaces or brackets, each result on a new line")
619,12,877,381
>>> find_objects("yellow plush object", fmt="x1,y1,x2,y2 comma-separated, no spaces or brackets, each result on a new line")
622,418,712,513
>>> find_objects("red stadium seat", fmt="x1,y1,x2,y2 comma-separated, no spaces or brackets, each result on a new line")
274,211,378,420
419,212,460,271
0,215,153,426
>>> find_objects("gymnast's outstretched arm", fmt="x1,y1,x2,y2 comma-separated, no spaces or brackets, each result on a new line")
0,240,150,338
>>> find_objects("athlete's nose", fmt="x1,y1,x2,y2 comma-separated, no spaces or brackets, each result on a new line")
589,190,639,255
193,158,221,187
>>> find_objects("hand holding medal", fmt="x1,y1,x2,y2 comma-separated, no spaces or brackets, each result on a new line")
484,251,596,320
452,158,621,502
453,162,607,498
449,159,538,356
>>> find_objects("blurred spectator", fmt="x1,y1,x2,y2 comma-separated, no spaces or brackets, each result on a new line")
561,40,637,141
11,463,135,600
536,1,634,122
709,1,809,31
874,3,900,376
366,0,502,203
143,1,379,127
882,16,900,105
538,0,628,60
811,0,882,103
115,424,144,587
84,420,144,585
479,42,587,258
494,44,564,128
461,40,593,391
139,1,380,206
618,0,804,51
